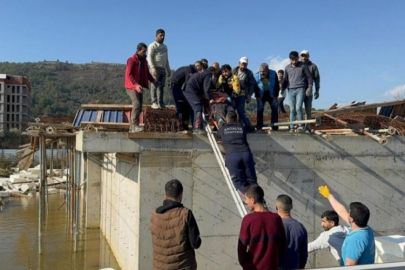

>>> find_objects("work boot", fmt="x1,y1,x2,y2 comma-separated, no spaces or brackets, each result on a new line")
158,103,166,109
151,103,159,109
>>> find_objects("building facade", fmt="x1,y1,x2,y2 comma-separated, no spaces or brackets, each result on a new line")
0,74,32,131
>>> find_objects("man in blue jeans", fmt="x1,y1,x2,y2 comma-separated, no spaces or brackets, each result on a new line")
282,51,313,132
254,63,280,131
218,111,257,196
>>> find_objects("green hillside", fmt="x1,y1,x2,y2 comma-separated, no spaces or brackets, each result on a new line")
0,61,173,117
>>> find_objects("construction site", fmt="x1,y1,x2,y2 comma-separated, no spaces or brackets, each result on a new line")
0,99,404,269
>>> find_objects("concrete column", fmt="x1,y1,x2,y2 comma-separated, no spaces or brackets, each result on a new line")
85,153,102,228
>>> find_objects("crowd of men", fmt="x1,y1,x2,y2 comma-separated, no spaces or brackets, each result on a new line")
125,29,321,134
128,29,375,270
151,180,375,270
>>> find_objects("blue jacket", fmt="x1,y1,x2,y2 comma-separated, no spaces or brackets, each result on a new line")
254,69,280,98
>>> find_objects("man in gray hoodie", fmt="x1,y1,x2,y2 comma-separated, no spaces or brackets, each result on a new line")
300,50,320,132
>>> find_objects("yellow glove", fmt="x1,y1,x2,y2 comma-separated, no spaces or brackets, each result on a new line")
318,185,330,198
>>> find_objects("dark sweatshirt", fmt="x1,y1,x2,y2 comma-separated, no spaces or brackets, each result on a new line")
185,69,212,99
279,218,308,269
238,211,287,270
156,200,202,249
170,64,197,87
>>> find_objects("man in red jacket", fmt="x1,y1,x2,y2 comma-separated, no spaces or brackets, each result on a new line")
125,43,156,132
238,185,287,270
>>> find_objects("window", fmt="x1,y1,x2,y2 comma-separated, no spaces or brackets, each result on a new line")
12,86,15,93
7,95,10,102
6,114,9,121
11,114,14,122
12,95,15,103
7,85,10,88
16,114,19,122
7,105,10,111
17,96,20,103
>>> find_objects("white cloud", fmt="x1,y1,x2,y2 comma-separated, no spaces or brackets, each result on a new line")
267,56,290,72
384,84,405,98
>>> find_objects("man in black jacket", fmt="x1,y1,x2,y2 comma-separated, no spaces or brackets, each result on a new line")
170,61,201,130
183,67,215,134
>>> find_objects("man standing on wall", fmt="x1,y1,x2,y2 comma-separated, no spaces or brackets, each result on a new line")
276,194,308,270
277,70,287,114
238,185,287,270
151,179,202,270
148,29,171,109
233,57,255,132
169,61,202,131
308,210,347,265
300,50,320,132
125,43,156,133
254,63,280,131
318,185,375,266
282,51,313,132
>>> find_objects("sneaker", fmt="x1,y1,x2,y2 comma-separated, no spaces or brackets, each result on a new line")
297,126,304,133
129,125,143,133
238,190,246,204
305,129,311,134
289,129,295,133
192,129,207,135
151,103,159,109
158,103,166,109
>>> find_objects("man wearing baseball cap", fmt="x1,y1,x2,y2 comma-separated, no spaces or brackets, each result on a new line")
233,57,255,132
300,50,321,133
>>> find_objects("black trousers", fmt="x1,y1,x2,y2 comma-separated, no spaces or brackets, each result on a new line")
170,83,192,129
183,87,204,130
257,91,279,130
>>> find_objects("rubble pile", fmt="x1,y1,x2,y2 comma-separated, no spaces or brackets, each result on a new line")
0,165,67,200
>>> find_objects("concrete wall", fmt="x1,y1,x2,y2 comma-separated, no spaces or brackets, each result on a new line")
77,131,405,269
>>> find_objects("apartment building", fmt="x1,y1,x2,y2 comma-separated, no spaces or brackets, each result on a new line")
0,74,32,131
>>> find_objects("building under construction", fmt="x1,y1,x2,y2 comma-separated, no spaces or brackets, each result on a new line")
0,74,33,131
21,99,405,269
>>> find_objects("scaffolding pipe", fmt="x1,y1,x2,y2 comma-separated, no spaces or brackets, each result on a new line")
270,117,321,127
38,136,43,255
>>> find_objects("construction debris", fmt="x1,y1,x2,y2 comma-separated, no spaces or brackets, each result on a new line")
0,165,67,199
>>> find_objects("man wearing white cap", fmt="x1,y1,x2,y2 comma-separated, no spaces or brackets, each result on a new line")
232,57,255,132
300,50,320,132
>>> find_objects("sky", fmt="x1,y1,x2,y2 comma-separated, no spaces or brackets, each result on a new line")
1,0,405,109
